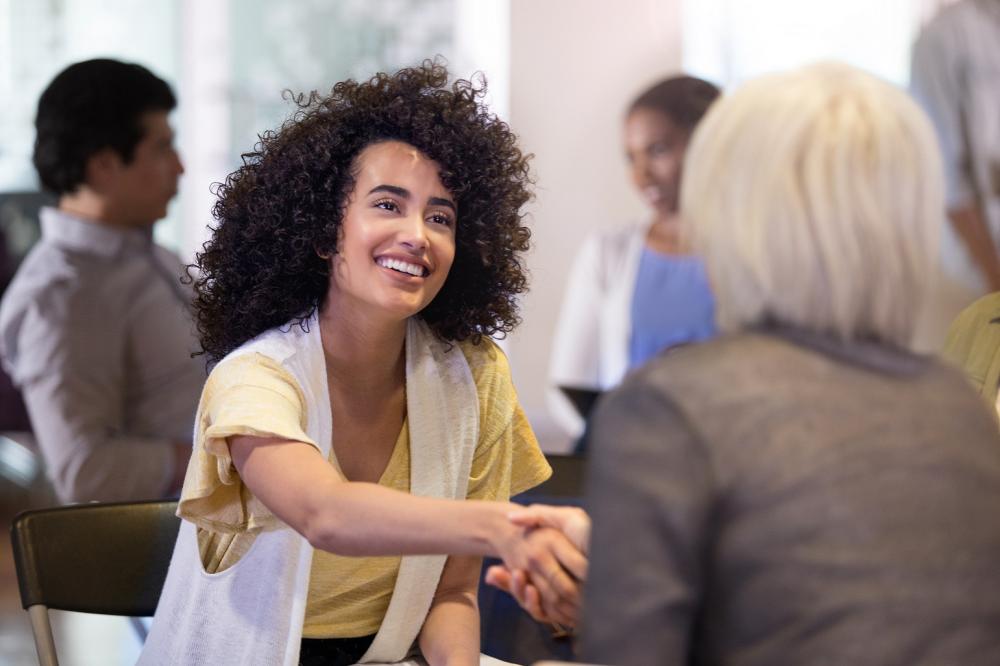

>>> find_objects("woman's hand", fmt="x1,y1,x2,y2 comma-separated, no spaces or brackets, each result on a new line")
509,504,591,553
486,505,591,626
497,526,585,626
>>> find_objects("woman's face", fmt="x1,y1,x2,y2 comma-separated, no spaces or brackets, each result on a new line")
624,106,689,217
327,140,457,322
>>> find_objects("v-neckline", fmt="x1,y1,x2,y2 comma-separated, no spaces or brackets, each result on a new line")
327,415,409,485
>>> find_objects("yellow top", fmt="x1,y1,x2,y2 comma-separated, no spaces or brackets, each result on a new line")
177,337,551,639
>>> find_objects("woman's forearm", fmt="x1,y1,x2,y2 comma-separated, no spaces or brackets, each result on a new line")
419,555,482,666
230,435,520,558
302,480,519,558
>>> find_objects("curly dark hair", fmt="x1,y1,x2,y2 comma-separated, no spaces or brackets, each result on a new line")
193,60,533,362
34,58,176,195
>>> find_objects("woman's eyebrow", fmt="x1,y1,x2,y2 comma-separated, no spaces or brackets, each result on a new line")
369,184,456,212
368,184,410,198
428,196,456,212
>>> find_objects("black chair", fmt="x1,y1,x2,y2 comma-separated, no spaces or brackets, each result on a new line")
480,453,587,663
10,500,181,666
517,453,586,503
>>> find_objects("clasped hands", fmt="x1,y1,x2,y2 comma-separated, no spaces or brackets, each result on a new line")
488,505,592,627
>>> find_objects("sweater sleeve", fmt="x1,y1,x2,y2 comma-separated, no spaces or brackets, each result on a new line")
942,293,1000,401
581,372,715,665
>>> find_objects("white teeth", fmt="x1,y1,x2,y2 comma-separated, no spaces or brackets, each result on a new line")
376,257,425,277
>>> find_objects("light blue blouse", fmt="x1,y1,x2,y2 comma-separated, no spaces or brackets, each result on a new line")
628,248,716,370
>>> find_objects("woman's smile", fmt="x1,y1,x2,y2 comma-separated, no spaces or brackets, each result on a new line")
375,255,430,279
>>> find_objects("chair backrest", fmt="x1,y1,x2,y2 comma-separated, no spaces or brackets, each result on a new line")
10,500,181,616
517,453,587,504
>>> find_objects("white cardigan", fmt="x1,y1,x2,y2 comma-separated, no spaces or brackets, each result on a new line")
548,223,648,435
138,315,482,665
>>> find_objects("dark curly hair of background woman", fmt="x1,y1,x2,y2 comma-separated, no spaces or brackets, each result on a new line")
192,60,533,362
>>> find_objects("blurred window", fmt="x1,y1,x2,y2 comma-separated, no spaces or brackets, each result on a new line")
0,0,508,258
680,0,958,88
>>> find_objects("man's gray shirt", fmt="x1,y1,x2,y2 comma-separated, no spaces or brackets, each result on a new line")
0,207,204,502
911,0,1000,239
582,329,1000,666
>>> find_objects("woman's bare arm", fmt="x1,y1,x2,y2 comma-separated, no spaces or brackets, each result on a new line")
418,555,482,666
228,434,586,599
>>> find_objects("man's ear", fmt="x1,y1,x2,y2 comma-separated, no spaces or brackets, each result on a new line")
83,147,124,192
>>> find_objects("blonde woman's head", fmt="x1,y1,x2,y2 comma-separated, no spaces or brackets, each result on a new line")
681,62,943,346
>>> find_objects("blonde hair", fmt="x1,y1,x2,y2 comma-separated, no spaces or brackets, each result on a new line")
681,62,944,346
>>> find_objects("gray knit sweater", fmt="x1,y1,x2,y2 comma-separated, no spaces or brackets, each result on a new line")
582,328,1000,666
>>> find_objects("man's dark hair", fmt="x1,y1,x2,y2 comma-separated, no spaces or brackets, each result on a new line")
629,75,720,132
33,58,176,195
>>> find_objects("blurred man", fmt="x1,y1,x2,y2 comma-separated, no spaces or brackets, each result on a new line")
0,59,203,503
911,0,1000,291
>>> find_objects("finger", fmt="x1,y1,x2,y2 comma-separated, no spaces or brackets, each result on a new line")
499,569,548,624
524,557,558,607
509,506,593,556
520,582,550,623
563,508,593,554
484,565,513,593
524,537,581,605
528,579,570,626
553,597,580,626
510,569,528,603
507,503,561,528
525,559,576,626
552,536,589,582
510,571,548,623
507,511,546,529
540,590,576,627
546,563,581,606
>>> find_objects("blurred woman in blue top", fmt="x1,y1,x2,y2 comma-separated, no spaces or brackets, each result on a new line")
549,75,720,436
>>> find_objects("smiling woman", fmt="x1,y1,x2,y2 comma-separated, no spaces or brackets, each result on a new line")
549,75,721,439
137,62,587,666
194,62,532,360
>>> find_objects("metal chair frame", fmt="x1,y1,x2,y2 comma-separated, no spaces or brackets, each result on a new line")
9,500,180,666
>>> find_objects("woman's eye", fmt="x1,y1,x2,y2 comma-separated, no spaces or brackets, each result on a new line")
374,198,399,212
428,213,454,227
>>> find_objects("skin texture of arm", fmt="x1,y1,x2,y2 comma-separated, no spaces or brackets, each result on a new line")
229,434,586,600
418,554,483,666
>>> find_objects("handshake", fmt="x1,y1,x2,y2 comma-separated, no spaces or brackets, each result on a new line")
486,505,592,628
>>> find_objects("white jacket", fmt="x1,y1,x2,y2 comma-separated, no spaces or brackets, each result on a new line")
548,223,648,435
139,314,481,665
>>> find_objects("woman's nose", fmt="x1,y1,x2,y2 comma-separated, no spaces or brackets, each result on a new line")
398,213,429,250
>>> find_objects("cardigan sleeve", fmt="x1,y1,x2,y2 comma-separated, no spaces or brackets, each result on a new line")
548,233,609,436
581,371,715,665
